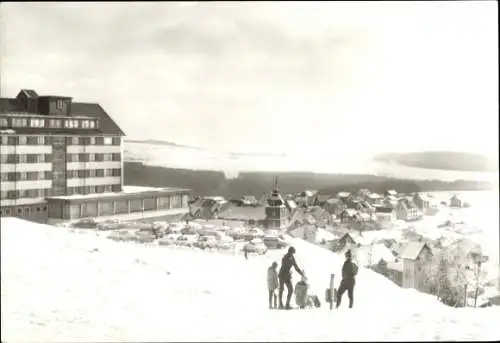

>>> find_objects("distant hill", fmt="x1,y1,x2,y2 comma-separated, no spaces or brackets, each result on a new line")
373,151,498,173
124,162,495,198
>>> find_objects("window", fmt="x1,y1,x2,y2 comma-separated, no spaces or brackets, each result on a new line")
8,191,17,199
104,137,113,145
43,189,51,197
112,184,121,192
112,153,121,161
26,136,38,145
26,154,35,164
30,119,45,128
73,120,79,128
88,154,95,162
96,169,104,177
44,171,52,179
112,168,121,177
82,120,90,129
0,173,7,181
95,185,105,193
78,170,86,178
49,119,62,128
90,121,96,129
78,137,89,145
104,185,112,193
12,118,28,127
56,99,64,109
95,137,104,145
88,169,96,177
78,153,88,162
103,153,112,161
18,172,27,181
95,153,104,162
44,154,52,163
0,117,8,127
18,154,27,163
1,136,7,145
0,154,7,163
7,172,16,181
89,137,95,145
7,136,17,145
18,136,27,145
105,169,113,177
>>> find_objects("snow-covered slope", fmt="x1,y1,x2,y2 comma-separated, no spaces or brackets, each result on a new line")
2,217,499,342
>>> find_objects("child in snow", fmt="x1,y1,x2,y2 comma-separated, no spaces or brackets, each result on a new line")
267,262,279,309
294,274,309,309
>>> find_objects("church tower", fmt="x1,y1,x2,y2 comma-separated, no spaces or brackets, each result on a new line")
265,176,289,229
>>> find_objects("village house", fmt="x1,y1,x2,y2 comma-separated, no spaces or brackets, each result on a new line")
376,260,404,286
401,242,433,293
385,189,398,197
313,194,331,207
374,206,396,228
449,194,469,208
241,195,258,207
339,208,359,224
413,193,440,215
357,188,371,198
365,192,383,205
395,197,421,221
329,232,357,254
323,198,347,217
337,191,353,205
383,195,399,209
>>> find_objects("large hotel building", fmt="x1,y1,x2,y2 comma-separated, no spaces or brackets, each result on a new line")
0,89,191,223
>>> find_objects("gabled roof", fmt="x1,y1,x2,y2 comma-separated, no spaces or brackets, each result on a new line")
0,97,125,136
326,198,343,205
400,242,431,260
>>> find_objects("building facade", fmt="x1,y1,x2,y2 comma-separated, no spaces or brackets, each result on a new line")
1,89,190,223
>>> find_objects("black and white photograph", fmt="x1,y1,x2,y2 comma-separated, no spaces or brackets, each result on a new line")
1,1,499,341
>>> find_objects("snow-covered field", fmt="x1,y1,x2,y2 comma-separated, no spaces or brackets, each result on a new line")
2,217,499,342
124,141,499,183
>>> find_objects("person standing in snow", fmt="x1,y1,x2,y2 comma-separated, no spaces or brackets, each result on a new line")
267,262,279,309
278,246,305,309
336,249,358,309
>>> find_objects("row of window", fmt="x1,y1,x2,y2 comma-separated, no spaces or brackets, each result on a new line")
0,135,120,146
0,183,122,200
0,117,98,130
1,189,52,199
66,153,121,163
0,153,121,164
1,171,52,182
0,154,52,164
67,184,121,196
1,206,48,217
66,168,121,178
0,168,121,182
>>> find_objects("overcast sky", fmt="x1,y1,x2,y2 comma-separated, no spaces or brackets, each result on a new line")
1,1,498,156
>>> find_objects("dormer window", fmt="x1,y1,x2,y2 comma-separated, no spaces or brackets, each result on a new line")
56,99,64,109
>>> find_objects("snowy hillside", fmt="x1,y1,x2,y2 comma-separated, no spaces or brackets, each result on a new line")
124,141,499,183
2,217,499,342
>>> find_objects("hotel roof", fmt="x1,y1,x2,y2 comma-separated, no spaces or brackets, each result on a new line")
0,96,125,136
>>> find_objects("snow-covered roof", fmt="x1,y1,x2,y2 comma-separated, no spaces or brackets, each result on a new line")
337,192,351,198
355,244,396,266
400,242,431,260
